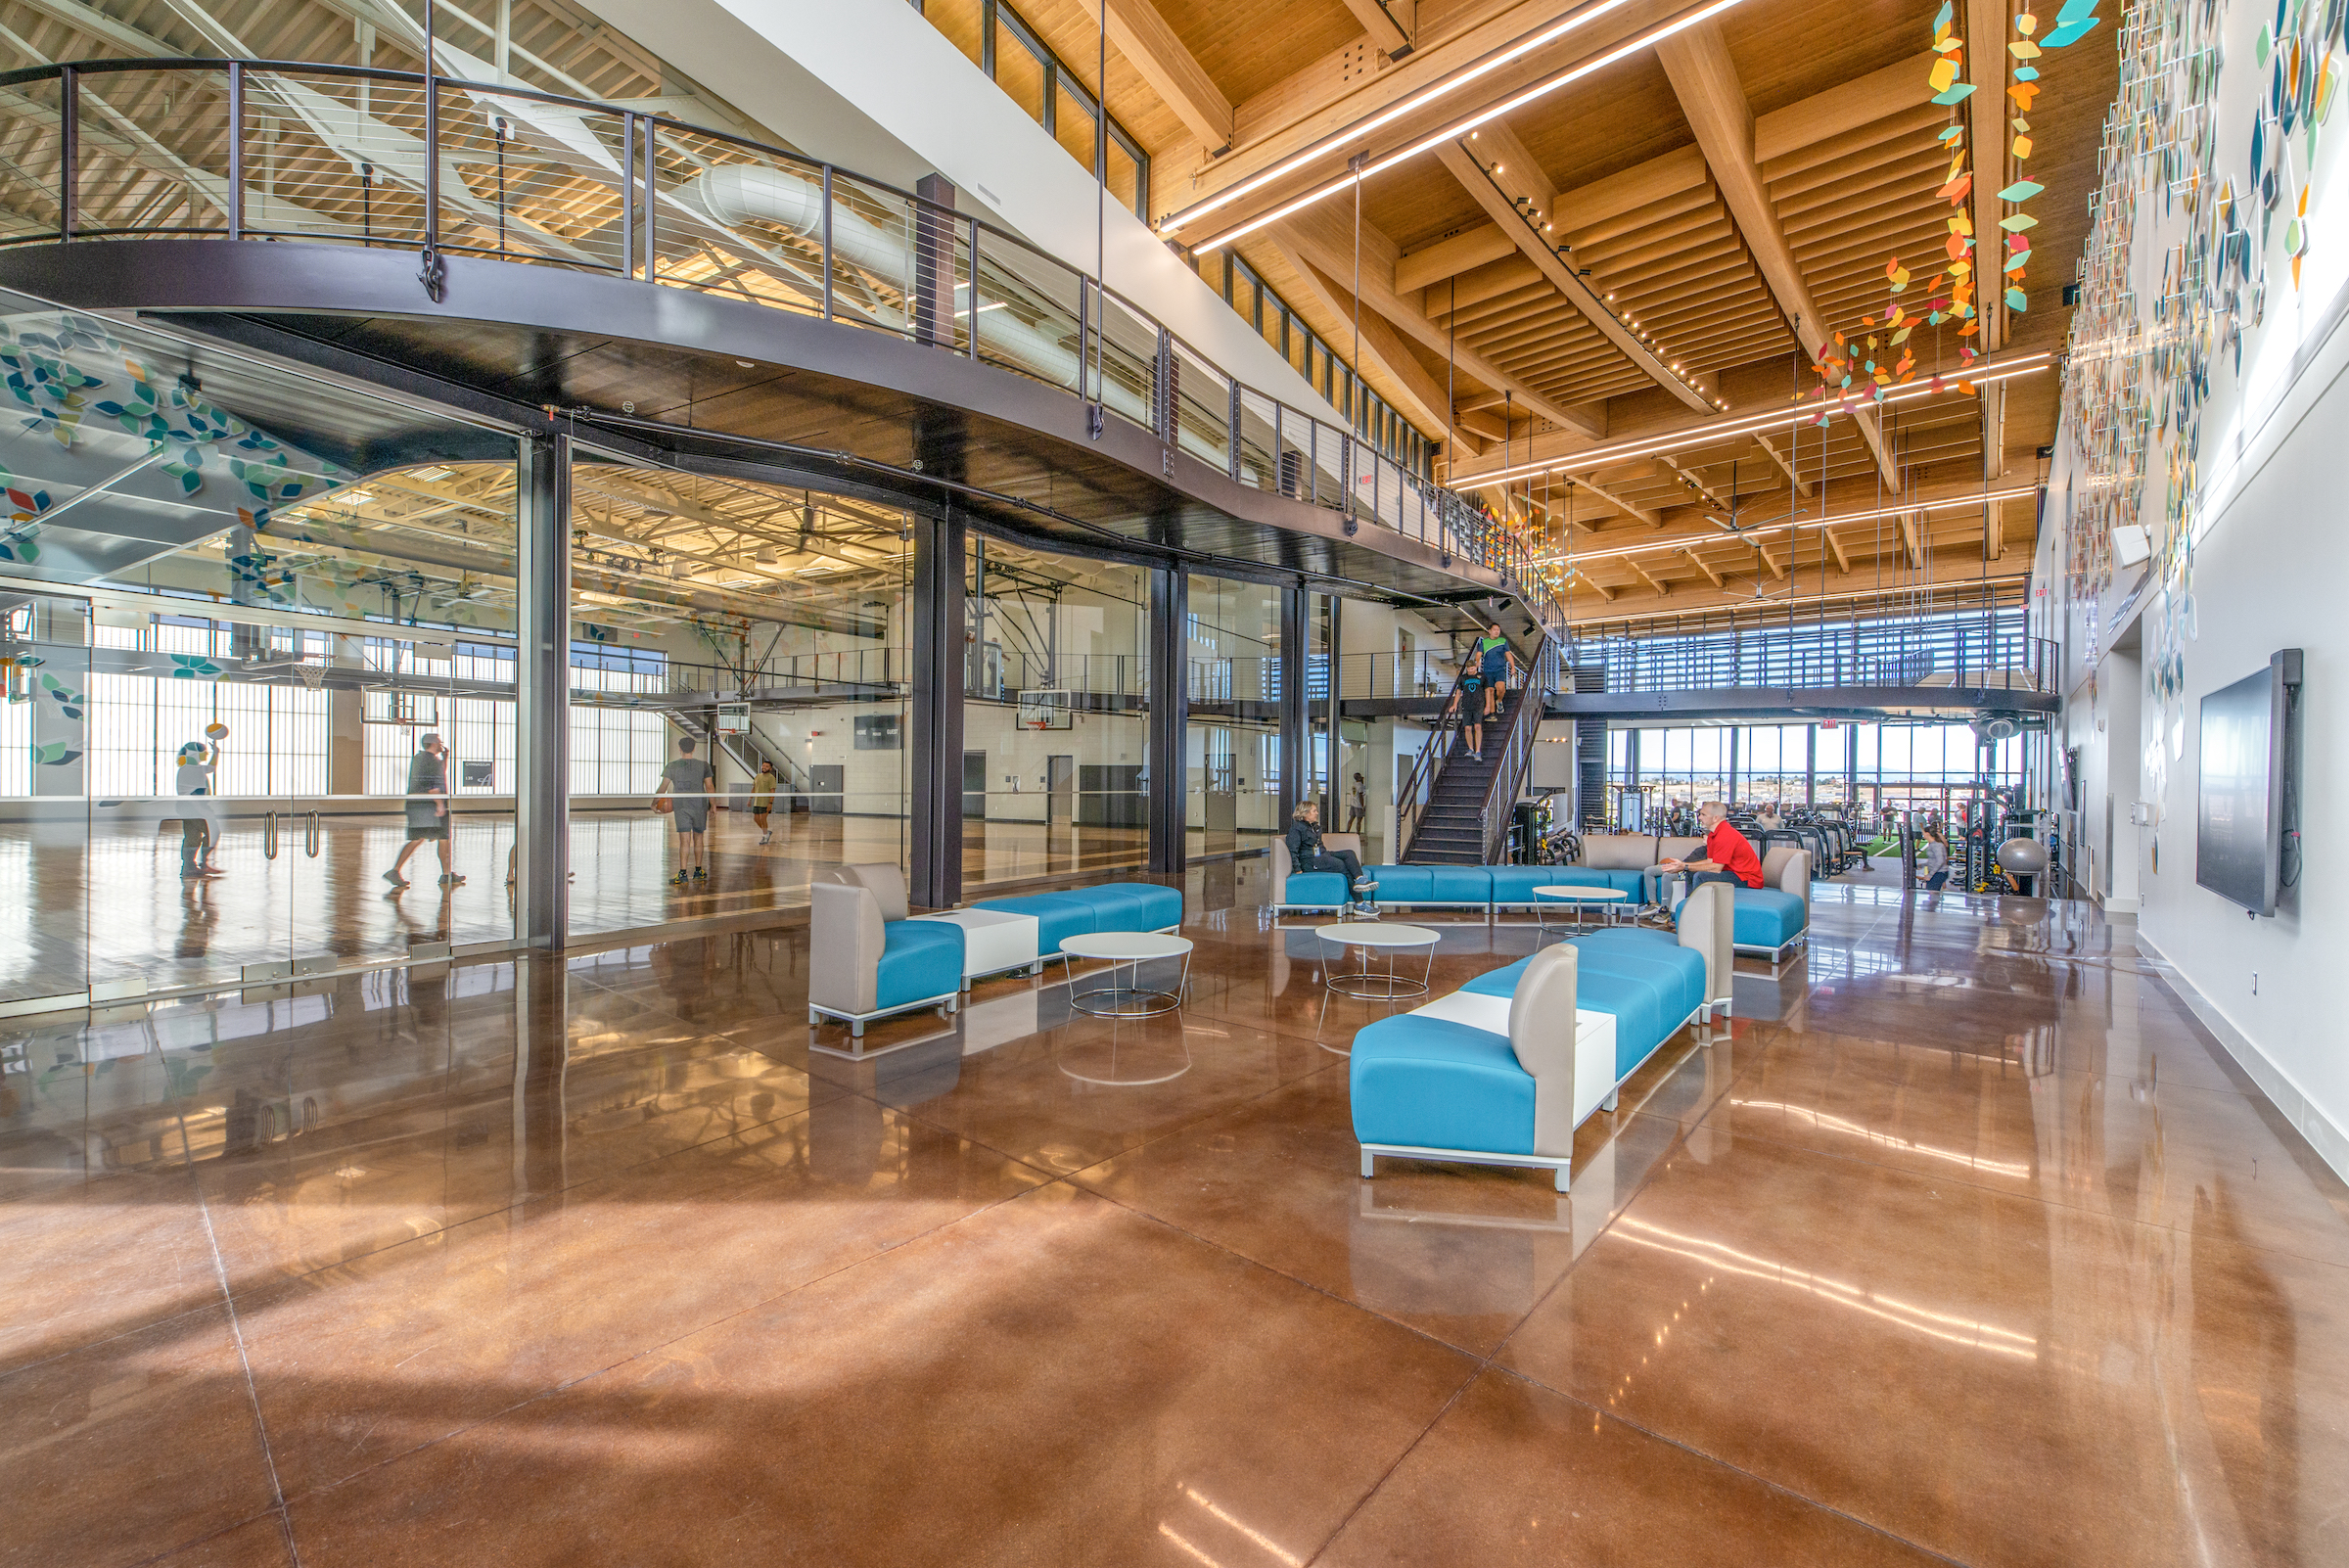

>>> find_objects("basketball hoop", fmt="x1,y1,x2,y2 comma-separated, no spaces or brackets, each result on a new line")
1016,689,1076,731
294,662,328,691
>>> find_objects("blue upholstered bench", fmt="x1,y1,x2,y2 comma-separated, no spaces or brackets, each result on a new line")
1351,882,1733,1191
1486,864,1644,918
1679,847,1812,973
972,880,1182,954
1361,864,1493,913
1269,836,1351,914
808,866,967,1049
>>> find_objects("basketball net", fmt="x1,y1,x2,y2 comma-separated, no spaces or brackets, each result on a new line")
295,663,328,691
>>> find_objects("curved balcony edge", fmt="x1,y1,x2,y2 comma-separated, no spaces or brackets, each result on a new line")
0,238,1536,615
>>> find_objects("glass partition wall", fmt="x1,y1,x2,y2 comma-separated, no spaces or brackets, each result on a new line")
1183,573,1280,861
565,455,911,941
962,535,1148,890
0,295,518,1010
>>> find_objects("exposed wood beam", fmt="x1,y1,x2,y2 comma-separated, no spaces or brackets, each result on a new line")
1396,225,1516,293
1655,453,1729,513
1820,526,1851,574
1574,561,2029,620
1626,558,1671,597
1570,570,1616,603
1180,0,1588,213
1337,0,1414,54
1656,22,1904,490
1262,228,1453,438
1752,433,1811,497
1967,0,2008,356
1753,539,1785,579
1567,474,1658,529
1681,547,1725,588
1899,509,1924,569
1436,127,1715,413
1274,208,1604,438
1105,0,1234,151
1454,407,1508,443
1754,50,1942,164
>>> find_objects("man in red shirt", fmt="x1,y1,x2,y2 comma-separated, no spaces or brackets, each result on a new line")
1646,801,1764,924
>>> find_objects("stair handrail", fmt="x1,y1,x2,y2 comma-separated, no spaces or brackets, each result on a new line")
1396,661,1479,859
1475,661,1547,863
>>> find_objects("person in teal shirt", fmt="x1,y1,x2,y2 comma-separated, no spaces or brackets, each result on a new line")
1474,623,1513,746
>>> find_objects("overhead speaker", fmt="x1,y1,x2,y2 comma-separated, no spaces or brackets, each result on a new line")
1972,713,2021,743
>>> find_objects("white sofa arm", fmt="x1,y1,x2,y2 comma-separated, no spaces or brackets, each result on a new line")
808,882,884,1015
1508,944,1580,1158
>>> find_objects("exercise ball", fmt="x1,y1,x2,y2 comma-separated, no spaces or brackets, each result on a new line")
1996,838,2049,876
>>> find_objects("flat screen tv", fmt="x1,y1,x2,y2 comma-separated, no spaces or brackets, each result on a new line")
2196,651,2301,916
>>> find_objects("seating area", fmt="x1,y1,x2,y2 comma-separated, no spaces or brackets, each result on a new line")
1269,833,1816,970
1349,882,1733,1190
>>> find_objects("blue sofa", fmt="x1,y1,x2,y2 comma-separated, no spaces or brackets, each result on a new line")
1351,883,1731,1190
1680,847,1812,973
972,880,1183,953
808,867,967,1051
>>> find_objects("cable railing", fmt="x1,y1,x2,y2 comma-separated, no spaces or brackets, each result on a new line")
1564,611,2055,695
0,57,1555,612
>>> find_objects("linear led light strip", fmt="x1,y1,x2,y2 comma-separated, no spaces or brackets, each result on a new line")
1158,0,1650,239
1528,484,2040,567
1188,0,1761,254
1474,352,2056,486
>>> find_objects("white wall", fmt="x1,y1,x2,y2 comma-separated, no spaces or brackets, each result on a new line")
2044,0,2349,1181
572,0,1349,432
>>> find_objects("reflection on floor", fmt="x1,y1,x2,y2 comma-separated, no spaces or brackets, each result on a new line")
0,813,1155,1000
5,863,2346,1566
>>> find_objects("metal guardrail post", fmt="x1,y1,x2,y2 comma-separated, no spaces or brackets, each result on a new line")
1227,382,1242,482
619,112,634,277
640,119,656,280
57,66,76,240
967,216,981,359
225,63,242,242
819,163,834,321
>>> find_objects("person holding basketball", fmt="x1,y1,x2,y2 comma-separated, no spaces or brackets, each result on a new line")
655,736,715,884
174,731,224,878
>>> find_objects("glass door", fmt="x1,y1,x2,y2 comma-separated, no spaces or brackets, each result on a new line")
0,589,91,1011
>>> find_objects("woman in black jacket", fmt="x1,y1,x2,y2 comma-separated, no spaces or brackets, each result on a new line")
1287,802,1377,913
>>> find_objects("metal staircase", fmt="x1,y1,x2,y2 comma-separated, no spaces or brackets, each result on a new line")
1398,660,1545,864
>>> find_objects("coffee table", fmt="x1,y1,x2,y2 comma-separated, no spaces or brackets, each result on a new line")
1059,932,1194,1018
1315,922,1440,1001
1532,886,1627,936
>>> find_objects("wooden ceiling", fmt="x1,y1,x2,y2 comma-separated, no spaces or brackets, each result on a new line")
1001,0,2117,623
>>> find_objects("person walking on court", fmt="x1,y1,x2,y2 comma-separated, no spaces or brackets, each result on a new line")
656,736,716,884
174,737,223,878
751,760,779,846
384,732,460,889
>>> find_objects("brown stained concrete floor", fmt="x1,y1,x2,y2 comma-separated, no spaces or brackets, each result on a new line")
3,860,2345,1566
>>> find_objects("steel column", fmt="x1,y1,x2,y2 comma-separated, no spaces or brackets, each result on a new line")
912,173,958,349
514,433,571,948
57,67,76,241
1276,584,1306,826
909,505,965,909
1147,565,1187,875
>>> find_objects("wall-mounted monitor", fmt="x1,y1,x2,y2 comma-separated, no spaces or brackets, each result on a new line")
2196,650,2302,916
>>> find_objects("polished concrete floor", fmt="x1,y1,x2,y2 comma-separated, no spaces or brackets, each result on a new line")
3,864,2344,1565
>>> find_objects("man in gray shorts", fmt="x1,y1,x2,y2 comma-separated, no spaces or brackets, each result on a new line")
656,736,716,884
